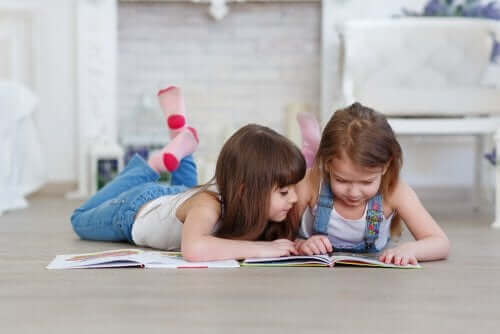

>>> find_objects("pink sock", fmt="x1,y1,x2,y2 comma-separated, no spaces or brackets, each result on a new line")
162,127,199,172
147,150,165,174
297,111,321,168
158,86,186,138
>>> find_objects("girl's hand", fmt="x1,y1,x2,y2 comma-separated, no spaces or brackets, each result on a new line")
297,235,332,255
257,239,298,258
294,239,306,251
379,243,419,266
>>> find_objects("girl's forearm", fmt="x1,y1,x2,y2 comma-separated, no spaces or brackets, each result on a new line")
181,236,265,262
411,236,451,261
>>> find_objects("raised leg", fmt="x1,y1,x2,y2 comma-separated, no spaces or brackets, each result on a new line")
158,86,186,138
170,154,198,188
70,154,161,241
297,111,321,168
76,154,159,213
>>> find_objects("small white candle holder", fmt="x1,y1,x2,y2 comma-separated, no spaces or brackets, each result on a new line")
89,141,124,195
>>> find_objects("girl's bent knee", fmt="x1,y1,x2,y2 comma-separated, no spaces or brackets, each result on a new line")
70,210,85,239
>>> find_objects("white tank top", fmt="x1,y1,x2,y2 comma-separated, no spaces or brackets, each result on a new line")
132,186,220,250
299,202,394,251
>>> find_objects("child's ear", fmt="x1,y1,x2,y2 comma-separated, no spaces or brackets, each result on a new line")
382,161,391,175
322,157,334,174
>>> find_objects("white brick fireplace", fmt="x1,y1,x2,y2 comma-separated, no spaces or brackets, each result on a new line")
118,0,322,174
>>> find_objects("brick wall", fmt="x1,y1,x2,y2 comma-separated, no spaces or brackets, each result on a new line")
118,1,321,172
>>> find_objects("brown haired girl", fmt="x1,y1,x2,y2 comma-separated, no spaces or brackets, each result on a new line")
71,87,306,261
294,102,450,265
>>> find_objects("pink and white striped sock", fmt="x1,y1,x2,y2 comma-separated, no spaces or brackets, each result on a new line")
147,127,199,173
157,86,187,138
147,150,166,174
297,111,321,168
162,127,199,172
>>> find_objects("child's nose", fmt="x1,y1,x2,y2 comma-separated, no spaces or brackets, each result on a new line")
347,185,361,197
288,188,298,203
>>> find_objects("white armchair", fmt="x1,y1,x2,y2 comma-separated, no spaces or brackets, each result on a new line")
339,17,500,226
0,81,46,215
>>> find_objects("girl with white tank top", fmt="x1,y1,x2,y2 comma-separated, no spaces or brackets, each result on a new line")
71,123,308,262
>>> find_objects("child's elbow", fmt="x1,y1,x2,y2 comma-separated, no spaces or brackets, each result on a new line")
181,242,207,262
440,235,451,260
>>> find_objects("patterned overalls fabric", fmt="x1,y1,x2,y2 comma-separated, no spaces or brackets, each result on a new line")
312,180,385,253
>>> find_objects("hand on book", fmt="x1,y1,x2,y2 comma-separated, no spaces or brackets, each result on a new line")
378,243,418,266
257,239,299,258
295,235,332,256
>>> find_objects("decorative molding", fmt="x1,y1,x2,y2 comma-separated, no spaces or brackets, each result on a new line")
119,0,320,2
67,0,120,198
0,1,41,10
320,0,337,124
120,0,321,20
0,22,19,81
208,0,229,20
0,4,39,88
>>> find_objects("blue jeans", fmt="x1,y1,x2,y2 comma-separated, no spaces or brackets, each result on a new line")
71,154,197,243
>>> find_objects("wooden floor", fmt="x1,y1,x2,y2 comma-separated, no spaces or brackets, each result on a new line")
1,190,499,334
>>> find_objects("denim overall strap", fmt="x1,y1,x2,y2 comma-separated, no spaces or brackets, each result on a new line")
364,194,384,252
312,181,334,235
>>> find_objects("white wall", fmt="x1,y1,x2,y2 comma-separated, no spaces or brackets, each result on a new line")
0,0,77,183
36,0,76,182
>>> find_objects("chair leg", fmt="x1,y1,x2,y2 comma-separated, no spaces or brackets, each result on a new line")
473,135,484,212
492,129,500,228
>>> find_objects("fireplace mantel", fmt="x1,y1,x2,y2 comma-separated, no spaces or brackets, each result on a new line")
119,0,320,3
120,0,320,21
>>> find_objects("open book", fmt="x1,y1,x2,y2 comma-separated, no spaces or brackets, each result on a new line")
242,252,421,269
46,249,240,269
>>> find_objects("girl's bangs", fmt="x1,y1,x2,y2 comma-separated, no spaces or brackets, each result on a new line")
272,149,306,187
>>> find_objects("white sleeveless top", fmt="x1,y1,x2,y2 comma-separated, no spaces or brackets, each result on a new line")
299,202,394,251
132,186,220,251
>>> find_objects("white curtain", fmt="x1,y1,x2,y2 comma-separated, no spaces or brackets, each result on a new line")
0,81,47,216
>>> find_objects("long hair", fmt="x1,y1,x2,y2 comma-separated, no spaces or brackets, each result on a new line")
210,124,306,241
315,102,403,237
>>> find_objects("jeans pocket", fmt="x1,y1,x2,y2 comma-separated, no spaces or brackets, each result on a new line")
110,199,125,205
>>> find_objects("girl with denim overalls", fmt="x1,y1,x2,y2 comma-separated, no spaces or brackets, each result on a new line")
294,102,450,266
71,87,306,262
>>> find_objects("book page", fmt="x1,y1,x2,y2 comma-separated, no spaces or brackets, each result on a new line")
46,249,144,269
330,252,421,269
47,249,240,269
242,253,421,268
242,255,332,266
142,252,240,268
